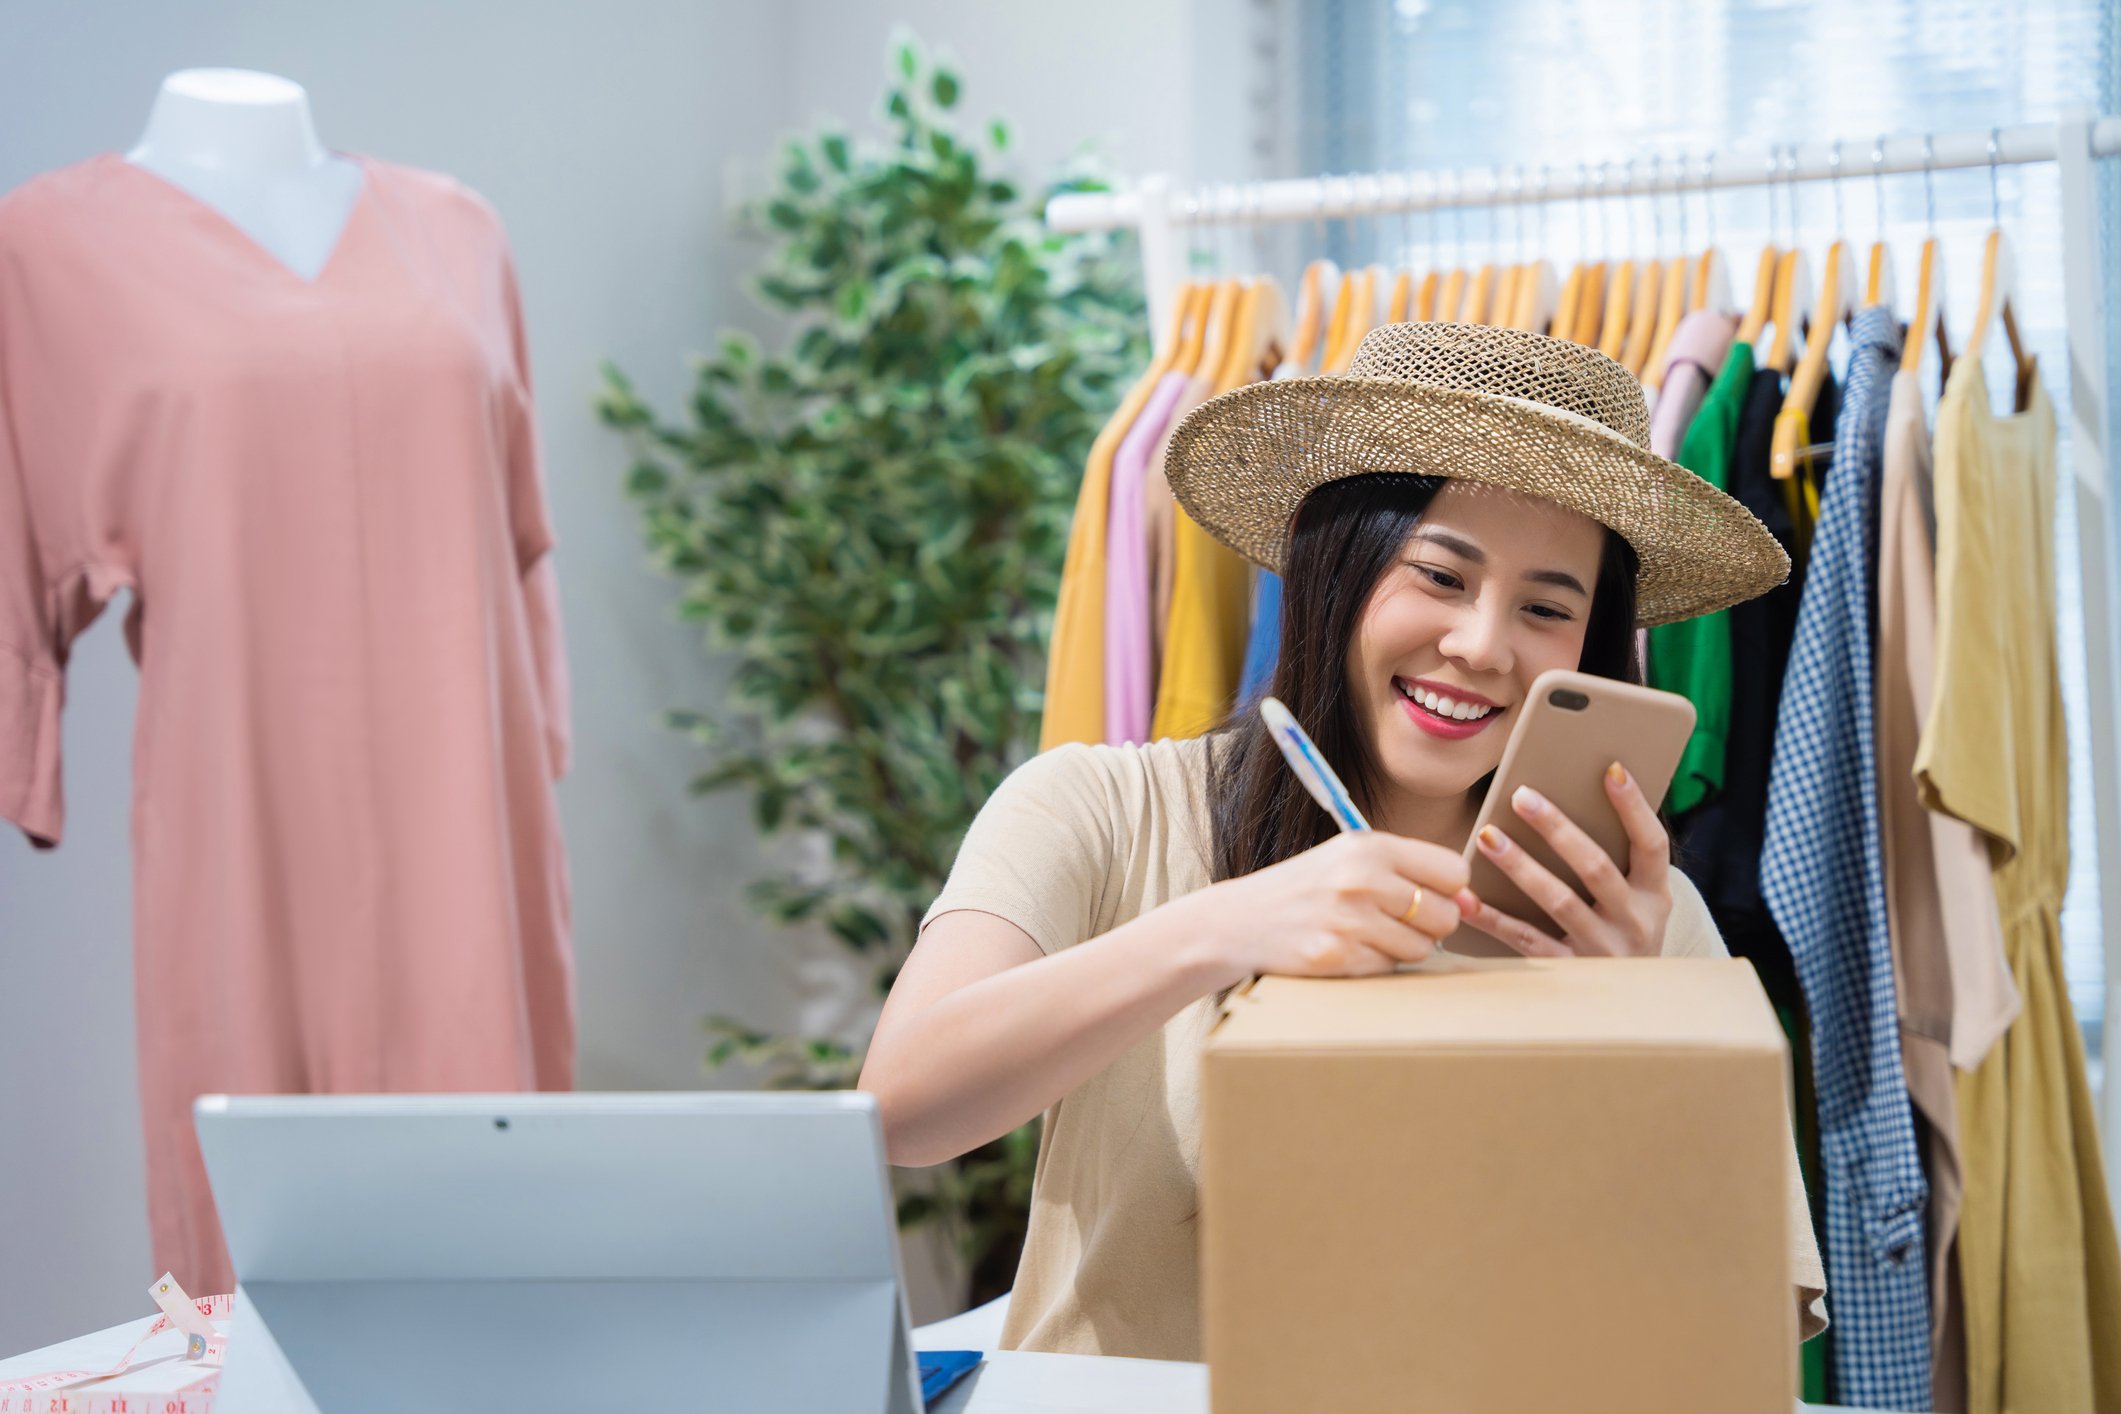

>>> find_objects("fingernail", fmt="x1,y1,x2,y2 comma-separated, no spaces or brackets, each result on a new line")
1455,888,1481,918
1607,761,1628,787
1512,785,1547,816
1477,825,1508,855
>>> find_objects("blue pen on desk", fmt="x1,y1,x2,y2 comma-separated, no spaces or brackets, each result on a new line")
1259,696,1371,833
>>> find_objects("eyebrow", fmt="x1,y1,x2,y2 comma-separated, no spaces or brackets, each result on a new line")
1411,528,1591,598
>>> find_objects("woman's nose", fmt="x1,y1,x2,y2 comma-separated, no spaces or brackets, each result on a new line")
1437,600,1514,676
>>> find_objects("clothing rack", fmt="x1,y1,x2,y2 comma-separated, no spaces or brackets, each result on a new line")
1046,106,2121,1195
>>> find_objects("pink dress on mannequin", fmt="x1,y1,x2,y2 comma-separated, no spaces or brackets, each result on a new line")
0,154,576,1294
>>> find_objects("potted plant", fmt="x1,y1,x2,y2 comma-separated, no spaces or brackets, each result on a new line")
597,36,1145,1305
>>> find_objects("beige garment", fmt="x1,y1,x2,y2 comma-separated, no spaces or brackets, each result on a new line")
1877,368,2004,1411
1880,372,2019,1071
921,734,1828,1362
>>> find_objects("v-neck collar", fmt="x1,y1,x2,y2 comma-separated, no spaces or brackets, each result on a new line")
107,150,372,286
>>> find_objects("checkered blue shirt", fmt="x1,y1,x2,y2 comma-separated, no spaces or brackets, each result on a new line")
1761,306,1930,1409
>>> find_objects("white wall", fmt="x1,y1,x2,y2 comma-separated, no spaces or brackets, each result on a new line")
0,0,1274,1355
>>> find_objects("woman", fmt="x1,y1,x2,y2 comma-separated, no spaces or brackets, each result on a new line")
859,322,1825,1362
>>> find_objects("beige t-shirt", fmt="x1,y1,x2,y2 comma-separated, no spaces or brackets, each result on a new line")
921,733,1829,1361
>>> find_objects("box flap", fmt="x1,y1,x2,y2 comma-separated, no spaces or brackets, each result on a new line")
1208,957,1783,1053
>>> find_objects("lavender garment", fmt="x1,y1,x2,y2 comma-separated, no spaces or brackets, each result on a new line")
1104,370,1192,743
1650,310,1739,461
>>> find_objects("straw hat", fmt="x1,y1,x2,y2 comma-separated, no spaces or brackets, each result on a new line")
1161,321,1789,626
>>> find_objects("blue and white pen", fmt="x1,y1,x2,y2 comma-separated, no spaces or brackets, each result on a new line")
1259,696,1371,833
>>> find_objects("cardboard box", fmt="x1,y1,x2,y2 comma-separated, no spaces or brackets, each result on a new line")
1202,956,1795,1414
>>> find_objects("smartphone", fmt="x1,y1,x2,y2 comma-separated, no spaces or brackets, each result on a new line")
1445,669,1696,957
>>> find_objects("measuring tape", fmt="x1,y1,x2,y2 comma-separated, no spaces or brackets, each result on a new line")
0,1275,231,1413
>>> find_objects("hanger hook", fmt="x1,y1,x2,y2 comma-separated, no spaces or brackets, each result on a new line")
1514,164,1529,262
1830,139,1845,235
1763,144,1780,249
1922,134,1936,233
1673,149,1688,254
1598,159,1613,258
1988,127,2003,227
1649,153,1664,252
1872,134,1888,242
1575,159,1589,262
1535,161,1550,257
1785,144,1802,246
1702,148,1716,248
1620,157,1635,256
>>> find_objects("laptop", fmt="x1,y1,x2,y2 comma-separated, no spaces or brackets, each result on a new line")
195,1091,965,1412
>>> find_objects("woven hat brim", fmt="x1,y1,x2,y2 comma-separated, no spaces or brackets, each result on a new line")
1162,376,1791,627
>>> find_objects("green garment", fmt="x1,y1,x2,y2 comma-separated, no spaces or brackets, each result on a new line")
1648,341,1754,814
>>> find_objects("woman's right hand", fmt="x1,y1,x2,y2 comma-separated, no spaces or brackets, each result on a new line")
1196,831,1470,981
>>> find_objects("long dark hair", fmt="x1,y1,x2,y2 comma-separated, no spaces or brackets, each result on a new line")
1204,474,1642,884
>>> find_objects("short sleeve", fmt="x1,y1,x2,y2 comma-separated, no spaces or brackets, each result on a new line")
0,381,64,848
498,241,570,780
921,744,1118,956
1913,387,2019,861
1658,870,1726,958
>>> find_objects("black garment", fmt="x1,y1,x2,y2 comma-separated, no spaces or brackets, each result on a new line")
1672,366,1841,974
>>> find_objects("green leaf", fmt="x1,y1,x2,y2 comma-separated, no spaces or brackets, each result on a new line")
932,69,959,109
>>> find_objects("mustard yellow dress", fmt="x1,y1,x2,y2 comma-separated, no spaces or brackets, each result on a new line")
1914,358,2121,1413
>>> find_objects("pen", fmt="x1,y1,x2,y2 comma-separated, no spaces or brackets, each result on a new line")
1259,696,1371,833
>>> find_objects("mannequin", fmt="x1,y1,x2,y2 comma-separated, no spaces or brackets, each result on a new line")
126,68,363,281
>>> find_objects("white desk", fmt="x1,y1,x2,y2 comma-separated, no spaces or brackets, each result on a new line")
1,1310,1919,1413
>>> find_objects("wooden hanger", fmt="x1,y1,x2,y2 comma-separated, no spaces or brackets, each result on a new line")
1386,266,1414,323
1511,258,1558,331
1637,157,1688,384
1901,137,1952,378
1735,245,1779,346
1550,263,1586,340
1323,265,1376,371
1854,140,1898,315
1962,225,2031,392
1621,257,1664,376
1438,264,1469,326
1901,235,1952,377
1765,246,1812,375
1770,238,1855,479
1960,130,2030,384
1319,266,1356,366
1189,276,1242,382
1491,264,1522,327
1596,260,1635,360
1215,276,1287,393
1288,259,1336,372
1691,248,1732,315
1414,268,1441,321
1640,258,1690,388
1152,282,1202,378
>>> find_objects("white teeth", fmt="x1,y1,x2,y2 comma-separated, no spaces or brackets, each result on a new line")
1398,680,1495,721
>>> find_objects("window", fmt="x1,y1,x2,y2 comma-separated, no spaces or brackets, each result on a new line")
1295,0,2112,1081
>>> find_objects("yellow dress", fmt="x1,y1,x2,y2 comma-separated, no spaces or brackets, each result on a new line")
1039,365,1167,750
1913,358,2121,1413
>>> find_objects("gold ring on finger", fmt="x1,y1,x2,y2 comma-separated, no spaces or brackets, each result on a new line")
1398,886,1426,927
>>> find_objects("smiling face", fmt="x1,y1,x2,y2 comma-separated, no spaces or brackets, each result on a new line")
1346,481,1608,809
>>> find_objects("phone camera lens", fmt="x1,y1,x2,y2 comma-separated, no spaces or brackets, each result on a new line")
1548,689,1590,711
494,1117,510,1131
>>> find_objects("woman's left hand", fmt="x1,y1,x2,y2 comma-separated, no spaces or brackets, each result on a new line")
1453,762,1672,958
